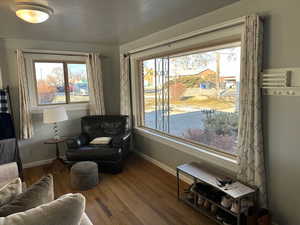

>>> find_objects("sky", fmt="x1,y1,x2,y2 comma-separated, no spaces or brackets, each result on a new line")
35,62,87,80
143,46,241,79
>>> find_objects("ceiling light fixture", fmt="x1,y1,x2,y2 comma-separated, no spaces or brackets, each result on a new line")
15,2,54,24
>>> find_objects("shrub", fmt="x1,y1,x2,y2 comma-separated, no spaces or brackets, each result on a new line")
37,80,56,104
183,128,237,154
203,111,238,136
182,111,239,154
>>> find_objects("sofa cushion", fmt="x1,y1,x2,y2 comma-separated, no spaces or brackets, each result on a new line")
0,163,19,185
80,213,93,225
0,174,54,217
0,178,22,207
0,193,86,225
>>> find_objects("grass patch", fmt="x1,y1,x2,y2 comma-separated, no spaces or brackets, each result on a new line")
144,96,236,112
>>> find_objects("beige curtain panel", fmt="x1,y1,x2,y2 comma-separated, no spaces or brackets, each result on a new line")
86,53,105,115
120,55,132,128
237,15,267,207
17,49,34,140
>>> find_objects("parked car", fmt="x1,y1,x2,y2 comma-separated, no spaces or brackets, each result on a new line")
57,85,65,93
74,83,88,96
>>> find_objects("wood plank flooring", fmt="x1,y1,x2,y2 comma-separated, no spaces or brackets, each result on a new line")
24,154,216,225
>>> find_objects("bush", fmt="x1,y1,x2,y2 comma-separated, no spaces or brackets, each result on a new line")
37,80,56,104
203,111,238,136
182,111,238,154
183,128,237,154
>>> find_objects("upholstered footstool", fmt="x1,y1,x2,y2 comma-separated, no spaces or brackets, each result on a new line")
70,161,99,190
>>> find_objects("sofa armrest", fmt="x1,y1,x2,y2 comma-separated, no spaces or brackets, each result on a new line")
112,130,132,148
0,162,19,184
66,134,89,149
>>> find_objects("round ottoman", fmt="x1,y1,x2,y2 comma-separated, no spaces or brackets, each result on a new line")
70,161,99,190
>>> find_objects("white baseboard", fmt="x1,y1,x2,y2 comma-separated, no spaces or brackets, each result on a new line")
135,150,193,184
23,158,55,169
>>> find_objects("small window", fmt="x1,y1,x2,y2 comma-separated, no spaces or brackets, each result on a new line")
141,43,240,156
34,61,89,105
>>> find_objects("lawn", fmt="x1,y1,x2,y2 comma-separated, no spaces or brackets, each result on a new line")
144,96,235,113
52,95,89,103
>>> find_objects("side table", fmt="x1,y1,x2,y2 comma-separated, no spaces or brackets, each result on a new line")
44,138,66,173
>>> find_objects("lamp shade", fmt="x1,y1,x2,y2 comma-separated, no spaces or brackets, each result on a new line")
43,107,68,124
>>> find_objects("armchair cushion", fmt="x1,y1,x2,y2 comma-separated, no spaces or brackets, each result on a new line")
81,116,128,140
66,134,89,149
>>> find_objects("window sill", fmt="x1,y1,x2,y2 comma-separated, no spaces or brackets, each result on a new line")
30,103,89,114
135,127,238,173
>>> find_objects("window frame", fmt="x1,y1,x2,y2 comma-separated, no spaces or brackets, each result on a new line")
24,53,90,112
33,60,89,106
129,22,244,163
139,42,241,159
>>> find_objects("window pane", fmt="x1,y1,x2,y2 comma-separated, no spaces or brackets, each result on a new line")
142,45,241,156
143,59,156,129
67,64,89,103
34,62,66,105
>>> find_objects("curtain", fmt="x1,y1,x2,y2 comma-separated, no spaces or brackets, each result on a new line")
120,55,133,129
17,49,34,140
237,15,267,207
86,53,105,115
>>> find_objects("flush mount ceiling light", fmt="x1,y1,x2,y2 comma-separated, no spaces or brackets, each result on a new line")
15,2,54,24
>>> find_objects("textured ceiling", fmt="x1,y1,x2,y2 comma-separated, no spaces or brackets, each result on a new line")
0,0,239,44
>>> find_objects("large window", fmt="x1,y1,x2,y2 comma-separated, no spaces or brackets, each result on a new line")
141,44,241,156
34,61,89,105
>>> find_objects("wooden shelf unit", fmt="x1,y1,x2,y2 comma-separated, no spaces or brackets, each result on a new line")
177,162,256,225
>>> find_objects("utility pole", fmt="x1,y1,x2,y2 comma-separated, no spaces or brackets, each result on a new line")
216,52,221,98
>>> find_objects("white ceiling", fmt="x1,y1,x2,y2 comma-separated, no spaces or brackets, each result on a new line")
0,0,239,44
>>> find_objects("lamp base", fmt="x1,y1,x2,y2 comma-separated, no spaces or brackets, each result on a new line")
53,122,60,140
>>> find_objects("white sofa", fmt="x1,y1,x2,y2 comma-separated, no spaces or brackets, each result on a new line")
0,163,93,225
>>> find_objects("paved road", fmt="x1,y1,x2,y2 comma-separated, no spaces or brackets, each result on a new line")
145,110,206,137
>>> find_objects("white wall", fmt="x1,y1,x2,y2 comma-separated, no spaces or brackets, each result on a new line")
0,38,119,164
120,0,300,224
0,40,5,89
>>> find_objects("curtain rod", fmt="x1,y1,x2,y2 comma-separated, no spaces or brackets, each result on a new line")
14,49,107,58
15,49,90,56
124,16,246,57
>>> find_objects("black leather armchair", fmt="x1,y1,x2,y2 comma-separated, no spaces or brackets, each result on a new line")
66,115,131,173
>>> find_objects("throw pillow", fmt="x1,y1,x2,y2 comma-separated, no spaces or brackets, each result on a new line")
90,137,112,145
0,178,22,207
0,193,85,225
0,174,54,217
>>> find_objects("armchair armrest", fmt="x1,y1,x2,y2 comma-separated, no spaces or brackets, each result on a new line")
112,130,132,148
0,162,19,184
66,134,89,149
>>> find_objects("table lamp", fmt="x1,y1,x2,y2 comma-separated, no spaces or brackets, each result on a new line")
43,107,68,140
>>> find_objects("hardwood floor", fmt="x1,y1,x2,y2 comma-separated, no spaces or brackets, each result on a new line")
24,154,216,225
